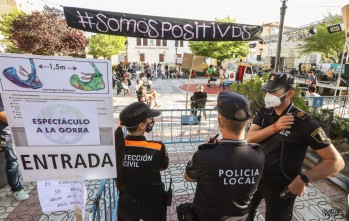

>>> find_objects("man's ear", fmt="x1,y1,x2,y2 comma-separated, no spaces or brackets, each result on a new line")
288,89,295,97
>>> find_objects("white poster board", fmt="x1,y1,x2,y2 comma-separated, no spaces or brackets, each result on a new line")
0,53,112,96
0,54,116,181
20,102,100,146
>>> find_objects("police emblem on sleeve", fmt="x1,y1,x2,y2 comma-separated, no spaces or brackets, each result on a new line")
293,110,308,120
311,127,330,143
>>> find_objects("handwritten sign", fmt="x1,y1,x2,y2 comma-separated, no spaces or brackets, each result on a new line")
37,179,86,219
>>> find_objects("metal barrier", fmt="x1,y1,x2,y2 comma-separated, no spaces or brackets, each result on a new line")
91,100,349,220
92,108,217,221
144,108,219,144
91,178,118,221
304,95,349,117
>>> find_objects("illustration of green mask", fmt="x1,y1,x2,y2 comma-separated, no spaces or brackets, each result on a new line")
70,62,105,91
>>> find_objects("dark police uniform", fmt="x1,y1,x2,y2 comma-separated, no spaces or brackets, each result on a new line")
186,141,264,221
248,104,331,221
117,135,169,221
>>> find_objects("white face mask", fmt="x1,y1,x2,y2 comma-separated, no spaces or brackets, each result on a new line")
264,91,288,108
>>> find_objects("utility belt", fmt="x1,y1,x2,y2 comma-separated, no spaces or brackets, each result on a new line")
120,189,163,203
260,173,292,186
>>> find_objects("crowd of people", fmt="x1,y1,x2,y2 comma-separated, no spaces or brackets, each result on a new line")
114,72,344,221
2,57,345,220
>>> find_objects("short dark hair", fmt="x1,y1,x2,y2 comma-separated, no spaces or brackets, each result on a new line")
308,86,316,93
219,113,249,134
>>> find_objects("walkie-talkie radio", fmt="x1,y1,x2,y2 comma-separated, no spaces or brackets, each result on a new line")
165,178,173,206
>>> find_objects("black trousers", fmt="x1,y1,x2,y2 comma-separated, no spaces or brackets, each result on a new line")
117,192,167,221
247,177,296,221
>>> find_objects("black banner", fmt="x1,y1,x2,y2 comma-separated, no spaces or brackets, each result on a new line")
63,7,262,41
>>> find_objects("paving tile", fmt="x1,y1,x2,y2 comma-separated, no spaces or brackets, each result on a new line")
1,78,348,221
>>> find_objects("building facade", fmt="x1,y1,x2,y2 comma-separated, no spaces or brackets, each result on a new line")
248,22,323,71
122,37,191,66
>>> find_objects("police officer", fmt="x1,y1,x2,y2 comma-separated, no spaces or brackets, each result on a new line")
247,73,344,221
184,92,265,221
115,102,169,221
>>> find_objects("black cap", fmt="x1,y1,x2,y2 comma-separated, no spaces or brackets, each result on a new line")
262,73,295,92
216,92,251,121
120,102,161,127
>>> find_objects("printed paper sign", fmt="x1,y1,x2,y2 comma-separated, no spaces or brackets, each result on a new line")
20,102,100,146
0,54,112,96
0,54,116,182
18,146,115,181
37,179,86,219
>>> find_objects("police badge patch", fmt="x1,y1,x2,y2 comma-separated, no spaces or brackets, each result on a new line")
293,110,308,120
311,127,331,143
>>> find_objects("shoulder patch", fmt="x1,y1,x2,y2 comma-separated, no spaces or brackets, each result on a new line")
198,143,217,151
292,109,308,120
310,127,331,143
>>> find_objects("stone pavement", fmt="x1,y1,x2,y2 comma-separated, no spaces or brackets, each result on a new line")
0,77,348,221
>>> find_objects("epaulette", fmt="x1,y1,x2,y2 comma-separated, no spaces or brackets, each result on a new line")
292,108,309,120
198,143,217,151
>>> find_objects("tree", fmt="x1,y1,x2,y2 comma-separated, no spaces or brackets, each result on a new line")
188,16,249,62
88,34,127,59
2,7,88,55
300,14,345,63
0,9,24,53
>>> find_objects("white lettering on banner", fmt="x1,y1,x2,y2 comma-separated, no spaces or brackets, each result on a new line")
122,154,153,168
20,153,113,170
218,169,260,186
75,11,254,41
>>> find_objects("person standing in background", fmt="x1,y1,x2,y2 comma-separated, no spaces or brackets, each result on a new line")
0,94,29,201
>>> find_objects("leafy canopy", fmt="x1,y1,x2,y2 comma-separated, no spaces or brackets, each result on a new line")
0,9,24,53
300,13,345,63
88,34,127,59
188,16,249,61
0,7,89,55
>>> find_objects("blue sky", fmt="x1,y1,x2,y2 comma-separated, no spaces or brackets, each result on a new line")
29,0,349,28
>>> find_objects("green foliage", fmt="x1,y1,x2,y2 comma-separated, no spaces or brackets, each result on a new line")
1,7,89,55
231,75,308,117
231,76,266,116
188,16,249,61
0,9,24,53
292,83,309,112
311,109,349,141
300,13,345,63
88,34,126,59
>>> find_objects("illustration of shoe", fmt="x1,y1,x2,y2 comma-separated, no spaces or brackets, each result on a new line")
2,58,43,89
70,62,105,91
